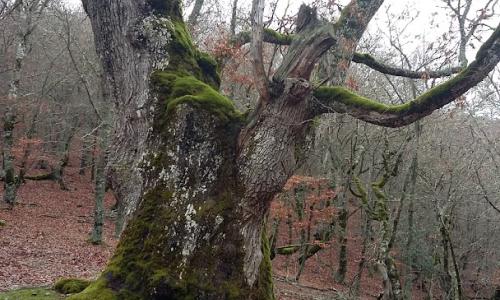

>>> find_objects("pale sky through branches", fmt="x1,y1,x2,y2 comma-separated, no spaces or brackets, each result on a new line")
63,0,498,66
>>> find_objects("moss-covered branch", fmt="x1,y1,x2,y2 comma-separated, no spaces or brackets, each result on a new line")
313,23,500,128
233,28,294,46
24,172,56,181
352,52,463,79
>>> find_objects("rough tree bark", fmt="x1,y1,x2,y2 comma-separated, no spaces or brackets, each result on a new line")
71,0,500,298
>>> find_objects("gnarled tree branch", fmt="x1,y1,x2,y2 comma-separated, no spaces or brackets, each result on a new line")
352,52,463,79
313,24,500,128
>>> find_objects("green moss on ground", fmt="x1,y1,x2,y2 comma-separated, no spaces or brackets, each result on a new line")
54,279,91,294
0,288,64,300
66,278,116,300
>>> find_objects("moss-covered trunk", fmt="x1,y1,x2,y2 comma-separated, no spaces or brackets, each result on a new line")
70,98,275,298
74,0,285,298
76,0,374,298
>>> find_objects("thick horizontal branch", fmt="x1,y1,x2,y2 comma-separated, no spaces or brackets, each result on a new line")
313,24,500,128
352,53,463,79
24,172,56,181
233,28,294,46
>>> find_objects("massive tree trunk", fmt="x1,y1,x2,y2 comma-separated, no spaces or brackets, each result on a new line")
73,0,284,298
73,0,499,298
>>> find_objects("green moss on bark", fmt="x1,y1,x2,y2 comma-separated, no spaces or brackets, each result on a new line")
163,19,221,89
314,86,408,113
69,1,274,298
258,228,275,300
152,71,241,123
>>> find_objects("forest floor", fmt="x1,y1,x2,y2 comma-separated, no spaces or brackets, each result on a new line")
0,160,385,299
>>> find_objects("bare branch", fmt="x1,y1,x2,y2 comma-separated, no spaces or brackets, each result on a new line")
250,0,270,102
352,53,463,79
230,0,238,37
475,169,500,214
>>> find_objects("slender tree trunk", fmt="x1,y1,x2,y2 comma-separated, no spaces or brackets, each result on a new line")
268,217,280,260
440,215,463,300
335,189,348,283
88,132,96,182
285,192,293,277
440,220,453,298
294,184,307,281
91,125,110,245
79,135,91,176
17,105,41,185
3,2,29,205
404,121,420,298
353,214,371,296
493,286,500,300
54,127,76,191
2,111,16,206
297,200,314,281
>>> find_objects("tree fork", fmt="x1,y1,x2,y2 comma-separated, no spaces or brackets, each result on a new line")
74,0,278,297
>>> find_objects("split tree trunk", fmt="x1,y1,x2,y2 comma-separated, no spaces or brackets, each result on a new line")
74,0,389,298
73,0,304,297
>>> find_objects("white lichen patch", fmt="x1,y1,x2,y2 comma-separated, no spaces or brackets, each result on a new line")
215,215,223,227
141,15,172,70
181,204,199,257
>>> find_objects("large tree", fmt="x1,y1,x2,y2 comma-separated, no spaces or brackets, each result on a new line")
72,0,500,299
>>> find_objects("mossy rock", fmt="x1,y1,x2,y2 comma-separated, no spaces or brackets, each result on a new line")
0,219,6,227
0,287,64,300
54,278,91,294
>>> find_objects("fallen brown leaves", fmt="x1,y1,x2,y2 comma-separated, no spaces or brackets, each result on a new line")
0,166,117,291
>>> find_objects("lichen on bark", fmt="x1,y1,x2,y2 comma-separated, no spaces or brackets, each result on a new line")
70,100,274,299
71,2,276,297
